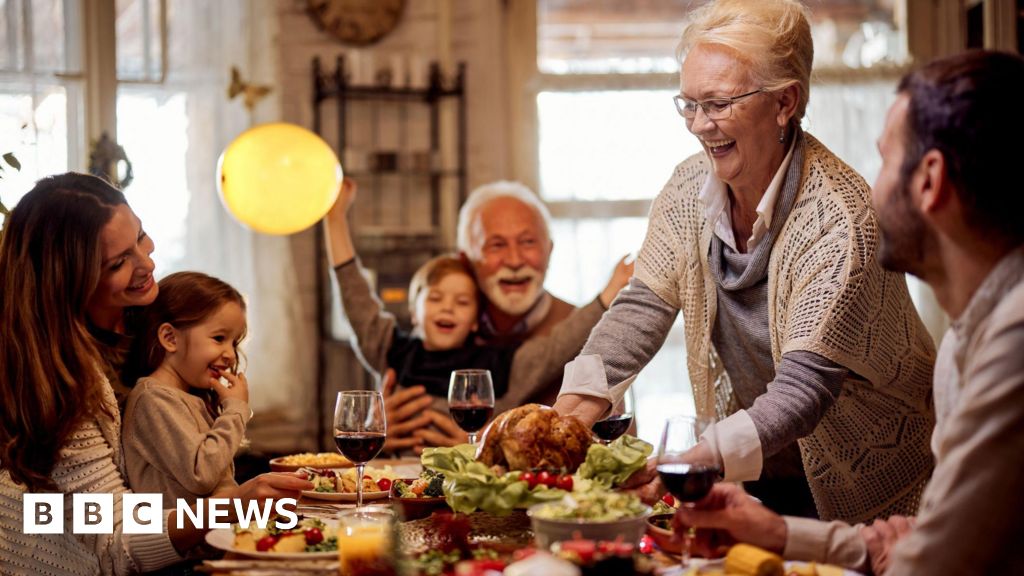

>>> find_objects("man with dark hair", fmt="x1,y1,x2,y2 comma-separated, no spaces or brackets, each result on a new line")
667,50,1024,575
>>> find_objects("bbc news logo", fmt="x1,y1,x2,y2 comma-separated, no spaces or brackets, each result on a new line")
23,494,299,534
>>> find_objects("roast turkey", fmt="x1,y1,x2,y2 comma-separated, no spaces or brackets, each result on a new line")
475,404,593,471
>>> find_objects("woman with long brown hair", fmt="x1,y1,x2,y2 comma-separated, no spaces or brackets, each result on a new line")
0,173,309,575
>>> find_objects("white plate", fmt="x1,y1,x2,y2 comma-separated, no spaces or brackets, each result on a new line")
658,559,861,575
301,489,390,502
204,521,339,560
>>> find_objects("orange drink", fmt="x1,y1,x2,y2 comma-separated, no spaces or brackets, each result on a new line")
337,509,395,576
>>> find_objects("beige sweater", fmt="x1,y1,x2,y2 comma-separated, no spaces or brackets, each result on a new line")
0,375,183,575
122,378,248,504
635,134,936,522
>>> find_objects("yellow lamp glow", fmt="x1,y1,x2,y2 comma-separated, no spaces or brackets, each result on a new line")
217,123,342,235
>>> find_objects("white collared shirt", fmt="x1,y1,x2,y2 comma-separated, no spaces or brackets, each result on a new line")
698,138,796,252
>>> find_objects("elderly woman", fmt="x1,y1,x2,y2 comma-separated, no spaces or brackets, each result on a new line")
0,173,309,575
554,0,935,523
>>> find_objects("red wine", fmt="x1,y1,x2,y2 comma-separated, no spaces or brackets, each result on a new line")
449,404,494,433
591,414,633,442
334,432,386,464
657,463,720,502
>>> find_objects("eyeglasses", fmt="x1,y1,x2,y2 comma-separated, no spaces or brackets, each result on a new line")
673,88,766,121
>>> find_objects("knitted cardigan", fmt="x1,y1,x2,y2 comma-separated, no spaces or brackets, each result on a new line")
0,374,182,575
635,133,936,522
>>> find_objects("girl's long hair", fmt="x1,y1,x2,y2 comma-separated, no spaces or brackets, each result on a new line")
0,173,127,491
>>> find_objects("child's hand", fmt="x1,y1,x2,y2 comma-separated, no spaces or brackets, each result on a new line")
213,370,250,404
326,177,358,221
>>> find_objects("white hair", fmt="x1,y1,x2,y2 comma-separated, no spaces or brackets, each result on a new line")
456,180,552,259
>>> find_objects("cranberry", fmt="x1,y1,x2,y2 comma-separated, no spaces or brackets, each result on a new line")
256,535,278,552
304,527,323,545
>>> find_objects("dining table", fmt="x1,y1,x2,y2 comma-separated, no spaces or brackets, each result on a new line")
196,456,857,576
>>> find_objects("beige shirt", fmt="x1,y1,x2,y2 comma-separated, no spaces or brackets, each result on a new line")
123,378,249,504
785,246,1024,574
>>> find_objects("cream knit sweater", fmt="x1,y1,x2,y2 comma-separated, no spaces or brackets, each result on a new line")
0,375,183,575
635,134,936,522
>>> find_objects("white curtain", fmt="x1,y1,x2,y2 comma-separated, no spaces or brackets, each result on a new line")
122,0,318,451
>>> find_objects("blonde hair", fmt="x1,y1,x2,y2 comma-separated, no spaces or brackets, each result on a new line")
677,0,813,121
456,181,552,260
407,253,478,315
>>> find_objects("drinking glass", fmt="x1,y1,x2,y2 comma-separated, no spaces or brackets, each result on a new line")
447,369,495,445
591,387,636,444
334,391,386,509
656,415,719,567
337,508,397,576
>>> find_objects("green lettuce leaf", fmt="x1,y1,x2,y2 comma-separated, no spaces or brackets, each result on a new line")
577,434,653,488
421,445,565,514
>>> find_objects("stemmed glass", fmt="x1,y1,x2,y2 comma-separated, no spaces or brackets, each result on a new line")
656,415,719,567
591,387,636,444
447,369,495,445
334,391,387,510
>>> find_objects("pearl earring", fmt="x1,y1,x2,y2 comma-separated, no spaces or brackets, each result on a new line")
778,127,786,144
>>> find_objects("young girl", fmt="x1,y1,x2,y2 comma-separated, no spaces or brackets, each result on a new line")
122,271,251,504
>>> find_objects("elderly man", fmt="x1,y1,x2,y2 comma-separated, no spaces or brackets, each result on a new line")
382,181,631,452
671,50,1024,575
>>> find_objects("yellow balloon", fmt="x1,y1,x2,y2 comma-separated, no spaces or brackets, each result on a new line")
217,123,342,235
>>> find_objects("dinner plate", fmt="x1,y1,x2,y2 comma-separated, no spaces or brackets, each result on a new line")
269,455,352,472
658,559,860,575
301,489,390,502
204,521,339,560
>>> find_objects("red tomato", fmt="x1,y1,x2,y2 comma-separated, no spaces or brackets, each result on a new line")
536,470,555,487
304,527,323,545
256,535,278,552
560,538,596,563
639,535,654,555
376,477,392,492
661,493,676,507
555,474,574,491
519,471,536,488
512,548,538,561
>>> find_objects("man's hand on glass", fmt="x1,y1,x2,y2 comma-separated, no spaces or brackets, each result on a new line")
672,483,788,557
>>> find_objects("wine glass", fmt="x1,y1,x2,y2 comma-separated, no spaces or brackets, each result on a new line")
657,415,719,567
334,391,387,510
591,387,636,445
447,369,495,445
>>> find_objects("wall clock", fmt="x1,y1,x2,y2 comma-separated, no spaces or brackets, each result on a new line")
307,0,407,46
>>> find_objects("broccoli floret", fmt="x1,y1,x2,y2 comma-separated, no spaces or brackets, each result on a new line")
395,480,417,498
423,474,445,497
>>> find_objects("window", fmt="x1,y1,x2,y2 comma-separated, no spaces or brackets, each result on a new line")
1,0,192,273
527,0,917,445
0,0,85,210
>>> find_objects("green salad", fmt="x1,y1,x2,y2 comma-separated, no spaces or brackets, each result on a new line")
531,490,649,522
420,435,654,515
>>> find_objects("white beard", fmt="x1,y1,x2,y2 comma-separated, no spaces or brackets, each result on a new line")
481,266,544,316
